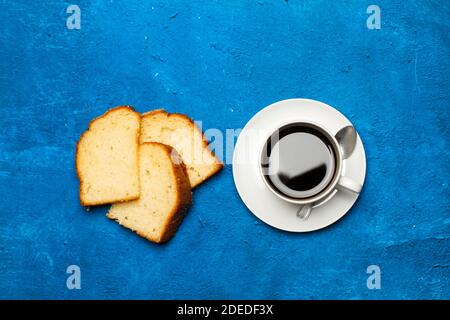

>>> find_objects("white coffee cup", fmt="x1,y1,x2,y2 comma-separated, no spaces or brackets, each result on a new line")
259,121,361,220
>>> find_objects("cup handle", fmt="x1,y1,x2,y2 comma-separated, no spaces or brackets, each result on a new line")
337,176,362,194
297,204,312,220
296,177,361,220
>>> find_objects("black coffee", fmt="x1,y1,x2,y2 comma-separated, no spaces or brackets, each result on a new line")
261,123,336,199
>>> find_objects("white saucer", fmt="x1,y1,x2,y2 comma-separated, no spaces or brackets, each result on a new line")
232,99,366,232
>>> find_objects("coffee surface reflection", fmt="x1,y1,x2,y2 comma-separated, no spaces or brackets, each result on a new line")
262,124,336,199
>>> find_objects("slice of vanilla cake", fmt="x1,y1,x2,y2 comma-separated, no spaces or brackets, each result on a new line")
76,106,141,206
140,109,223,188
107,142,192,243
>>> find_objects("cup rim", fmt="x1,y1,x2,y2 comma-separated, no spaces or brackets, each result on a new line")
259,120,343,205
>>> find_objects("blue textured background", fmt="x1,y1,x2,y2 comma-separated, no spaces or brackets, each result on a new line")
0,0,449,299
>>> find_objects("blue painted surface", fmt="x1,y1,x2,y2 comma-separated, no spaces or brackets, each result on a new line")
0,0,449,299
